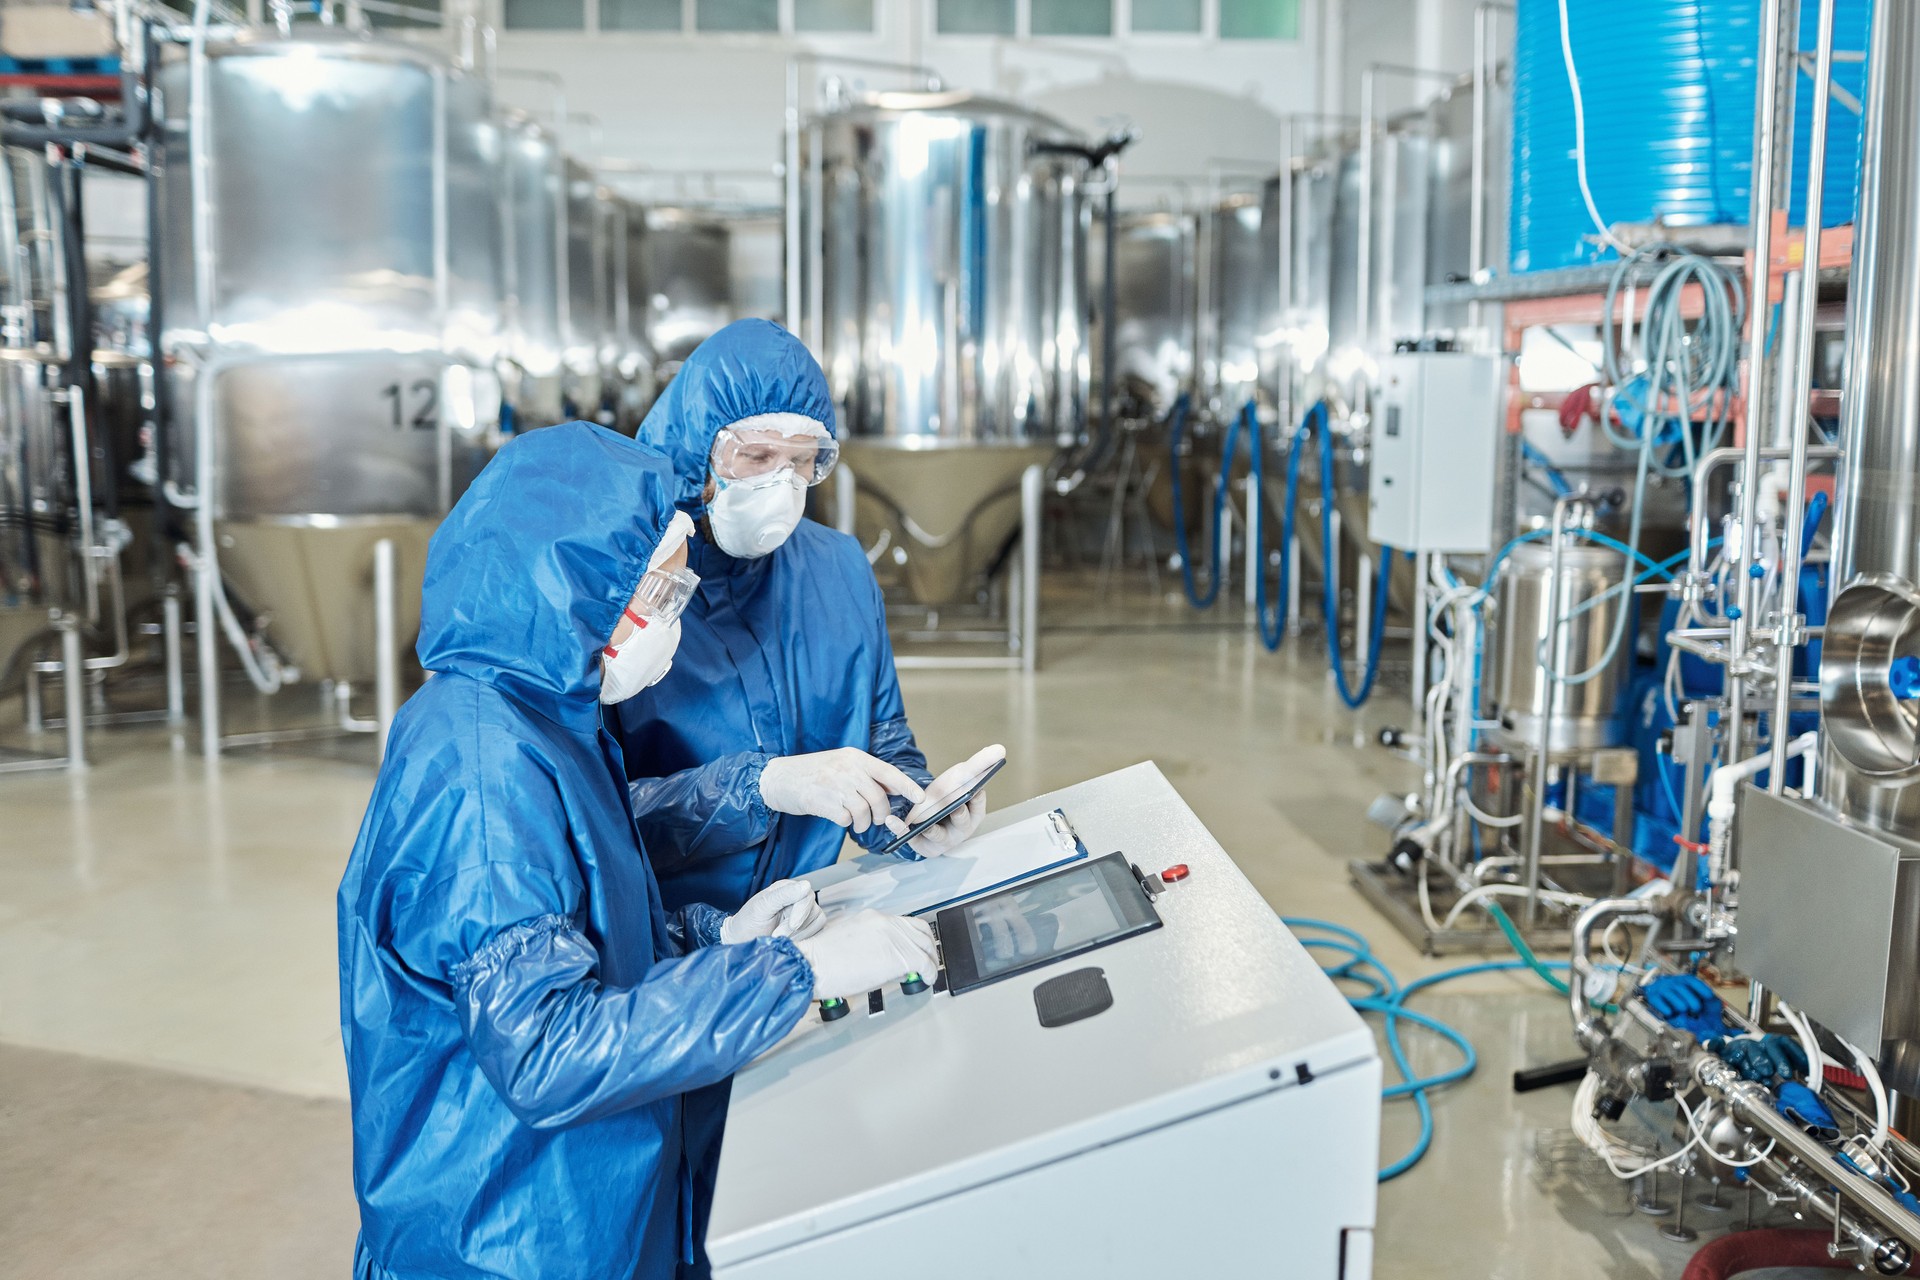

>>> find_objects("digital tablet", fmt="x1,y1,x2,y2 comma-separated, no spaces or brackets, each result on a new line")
932,853,1162,995
877,757,1007,858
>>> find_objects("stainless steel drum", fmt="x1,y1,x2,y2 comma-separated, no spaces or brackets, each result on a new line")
1200,181,1282,415
1489,542,1629,756
0,148,89,666
600,191,654,432
157,30,502,684
642,204,733,369
796,90,1093,604
562,159,605,420
1092,210,1195,419
500,110,566,429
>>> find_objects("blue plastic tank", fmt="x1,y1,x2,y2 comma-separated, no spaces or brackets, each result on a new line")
1510,0,1871,274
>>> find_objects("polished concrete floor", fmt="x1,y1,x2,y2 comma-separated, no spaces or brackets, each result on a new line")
0,604,1799,1277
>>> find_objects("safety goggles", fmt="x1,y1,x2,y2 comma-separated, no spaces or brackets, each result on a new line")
711,426,839,488
629,563,700,625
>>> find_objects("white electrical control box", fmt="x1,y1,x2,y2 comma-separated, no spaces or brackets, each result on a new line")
1368,352,1505,553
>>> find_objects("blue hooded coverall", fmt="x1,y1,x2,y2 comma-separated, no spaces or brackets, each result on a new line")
613,320,934,1274
338,422,815,1280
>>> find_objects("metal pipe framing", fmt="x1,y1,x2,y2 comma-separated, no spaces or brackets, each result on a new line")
1696,1054,1920,1259
1470,4,1514,315
1568,896,1659,1047
1770,0,1838,792
164,590,185,726
1690,444,1841,578
1729,0,1794,765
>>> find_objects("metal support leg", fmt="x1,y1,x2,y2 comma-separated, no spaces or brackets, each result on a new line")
1286,525,1302,636
1213,473,1232,605
374,538,398,763
58,615,85,771
1020,464,1042,676
835,466,857,537
163,589,185,726
1355,547,1374,672
195,523,221,763
24,657,42,733
1411,550,1430,730
1328,506,1343,638
1244,478,1261,621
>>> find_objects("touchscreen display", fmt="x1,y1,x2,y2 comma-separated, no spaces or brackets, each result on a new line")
960,863,1134,980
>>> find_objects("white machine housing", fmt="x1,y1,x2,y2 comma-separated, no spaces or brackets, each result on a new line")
1368,351,1505,552
706,762,1383,1279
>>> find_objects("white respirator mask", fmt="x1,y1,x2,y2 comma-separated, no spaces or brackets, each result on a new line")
704,413,834,559
598,511,696,704
706,471,807,559
598,612,682,704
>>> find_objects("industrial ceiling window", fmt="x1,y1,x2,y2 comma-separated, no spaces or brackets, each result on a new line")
367,0,443,27
1218,0,1297,39
1030,0,1111,36
1128,0,1200,32
696,0,779,29
793,0,874,30
599,0,681,29
503,0,585,29
936,0,1015,35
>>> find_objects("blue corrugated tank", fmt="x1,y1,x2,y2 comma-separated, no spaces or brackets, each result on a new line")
1510,0,1871,274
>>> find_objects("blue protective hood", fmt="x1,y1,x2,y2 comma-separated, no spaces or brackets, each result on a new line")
417,422,680,712
636,319,835,517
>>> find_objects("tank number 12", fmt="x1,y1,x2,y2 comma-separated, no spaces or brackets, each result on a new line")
382,380,440,431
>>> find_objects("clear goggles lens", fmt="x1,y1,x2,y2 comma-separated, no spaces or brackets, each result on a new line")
630,564,700,625
711,427,839,487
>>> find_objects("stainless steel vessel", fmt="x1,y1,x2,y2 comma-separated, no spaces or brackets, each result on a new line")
1823,0,1920,841
795,90,1093,605
1093,209,1196,419
499,110,567,428
1489,542,1629,755
158,30,501,686
642,204,733,369
1200,182,1281,415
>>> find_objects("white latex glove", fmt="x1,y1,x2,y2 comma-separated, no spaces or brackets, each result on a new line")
885,743,1006,858
719,879,824,945
760,748,925,833
793,909,939,1000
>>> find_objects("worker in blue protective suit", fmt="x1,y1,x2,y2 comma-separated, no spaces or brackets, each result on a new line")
614,320,1005,1276
338,422,939,1280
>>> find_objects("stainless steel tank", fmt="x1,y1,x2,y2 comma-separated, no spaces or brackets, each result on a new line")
796,90,1092,605
0,148,93,668
1200,182,1282,416
1092,209,1196,420
1824,0,1920,841
641,204,733,369
562,159,606,420
599,192,654,432
157,30,502,685
1489,542,1629,756
499,111,567,429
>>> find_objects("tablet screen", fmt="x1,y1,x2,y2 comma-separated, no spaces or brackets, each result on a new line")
935,854,1161,993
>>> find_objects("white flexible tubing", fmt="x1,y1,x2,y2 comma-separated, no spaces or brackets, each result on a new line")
1836,1032,1892,1152
1442,882,1593,929
1556,0,1628,254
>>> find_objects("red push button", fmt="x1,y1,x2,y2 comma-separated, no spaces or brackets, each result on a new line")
1161,864,1190,883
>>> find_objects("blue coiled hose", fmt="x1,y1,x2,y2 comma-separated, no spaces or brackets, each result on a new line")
1244,400,1395,707
1167,393,1234,609
1283,915,1571,1181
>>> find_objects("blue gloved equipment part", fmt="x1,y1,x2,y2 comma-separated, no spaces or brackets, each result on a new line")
1640,973,1726,1040
1710,1033,1810,1088
1890,654,1920,701
1775,1080,1840,1139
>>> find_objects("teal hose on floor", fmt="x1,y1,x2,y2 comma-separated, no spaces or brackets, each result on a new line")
1282,915,1570,1181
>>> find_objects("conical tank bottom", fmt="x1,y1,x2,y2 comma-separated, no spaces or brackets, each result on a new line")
843,443,1053,607
214,517,434,686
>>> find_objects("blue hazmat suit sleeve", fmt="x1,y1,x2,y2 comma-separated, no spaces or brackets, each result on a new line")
628,750,777,864
851,572,934,856
393,860,813,1132
667,902,729,952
